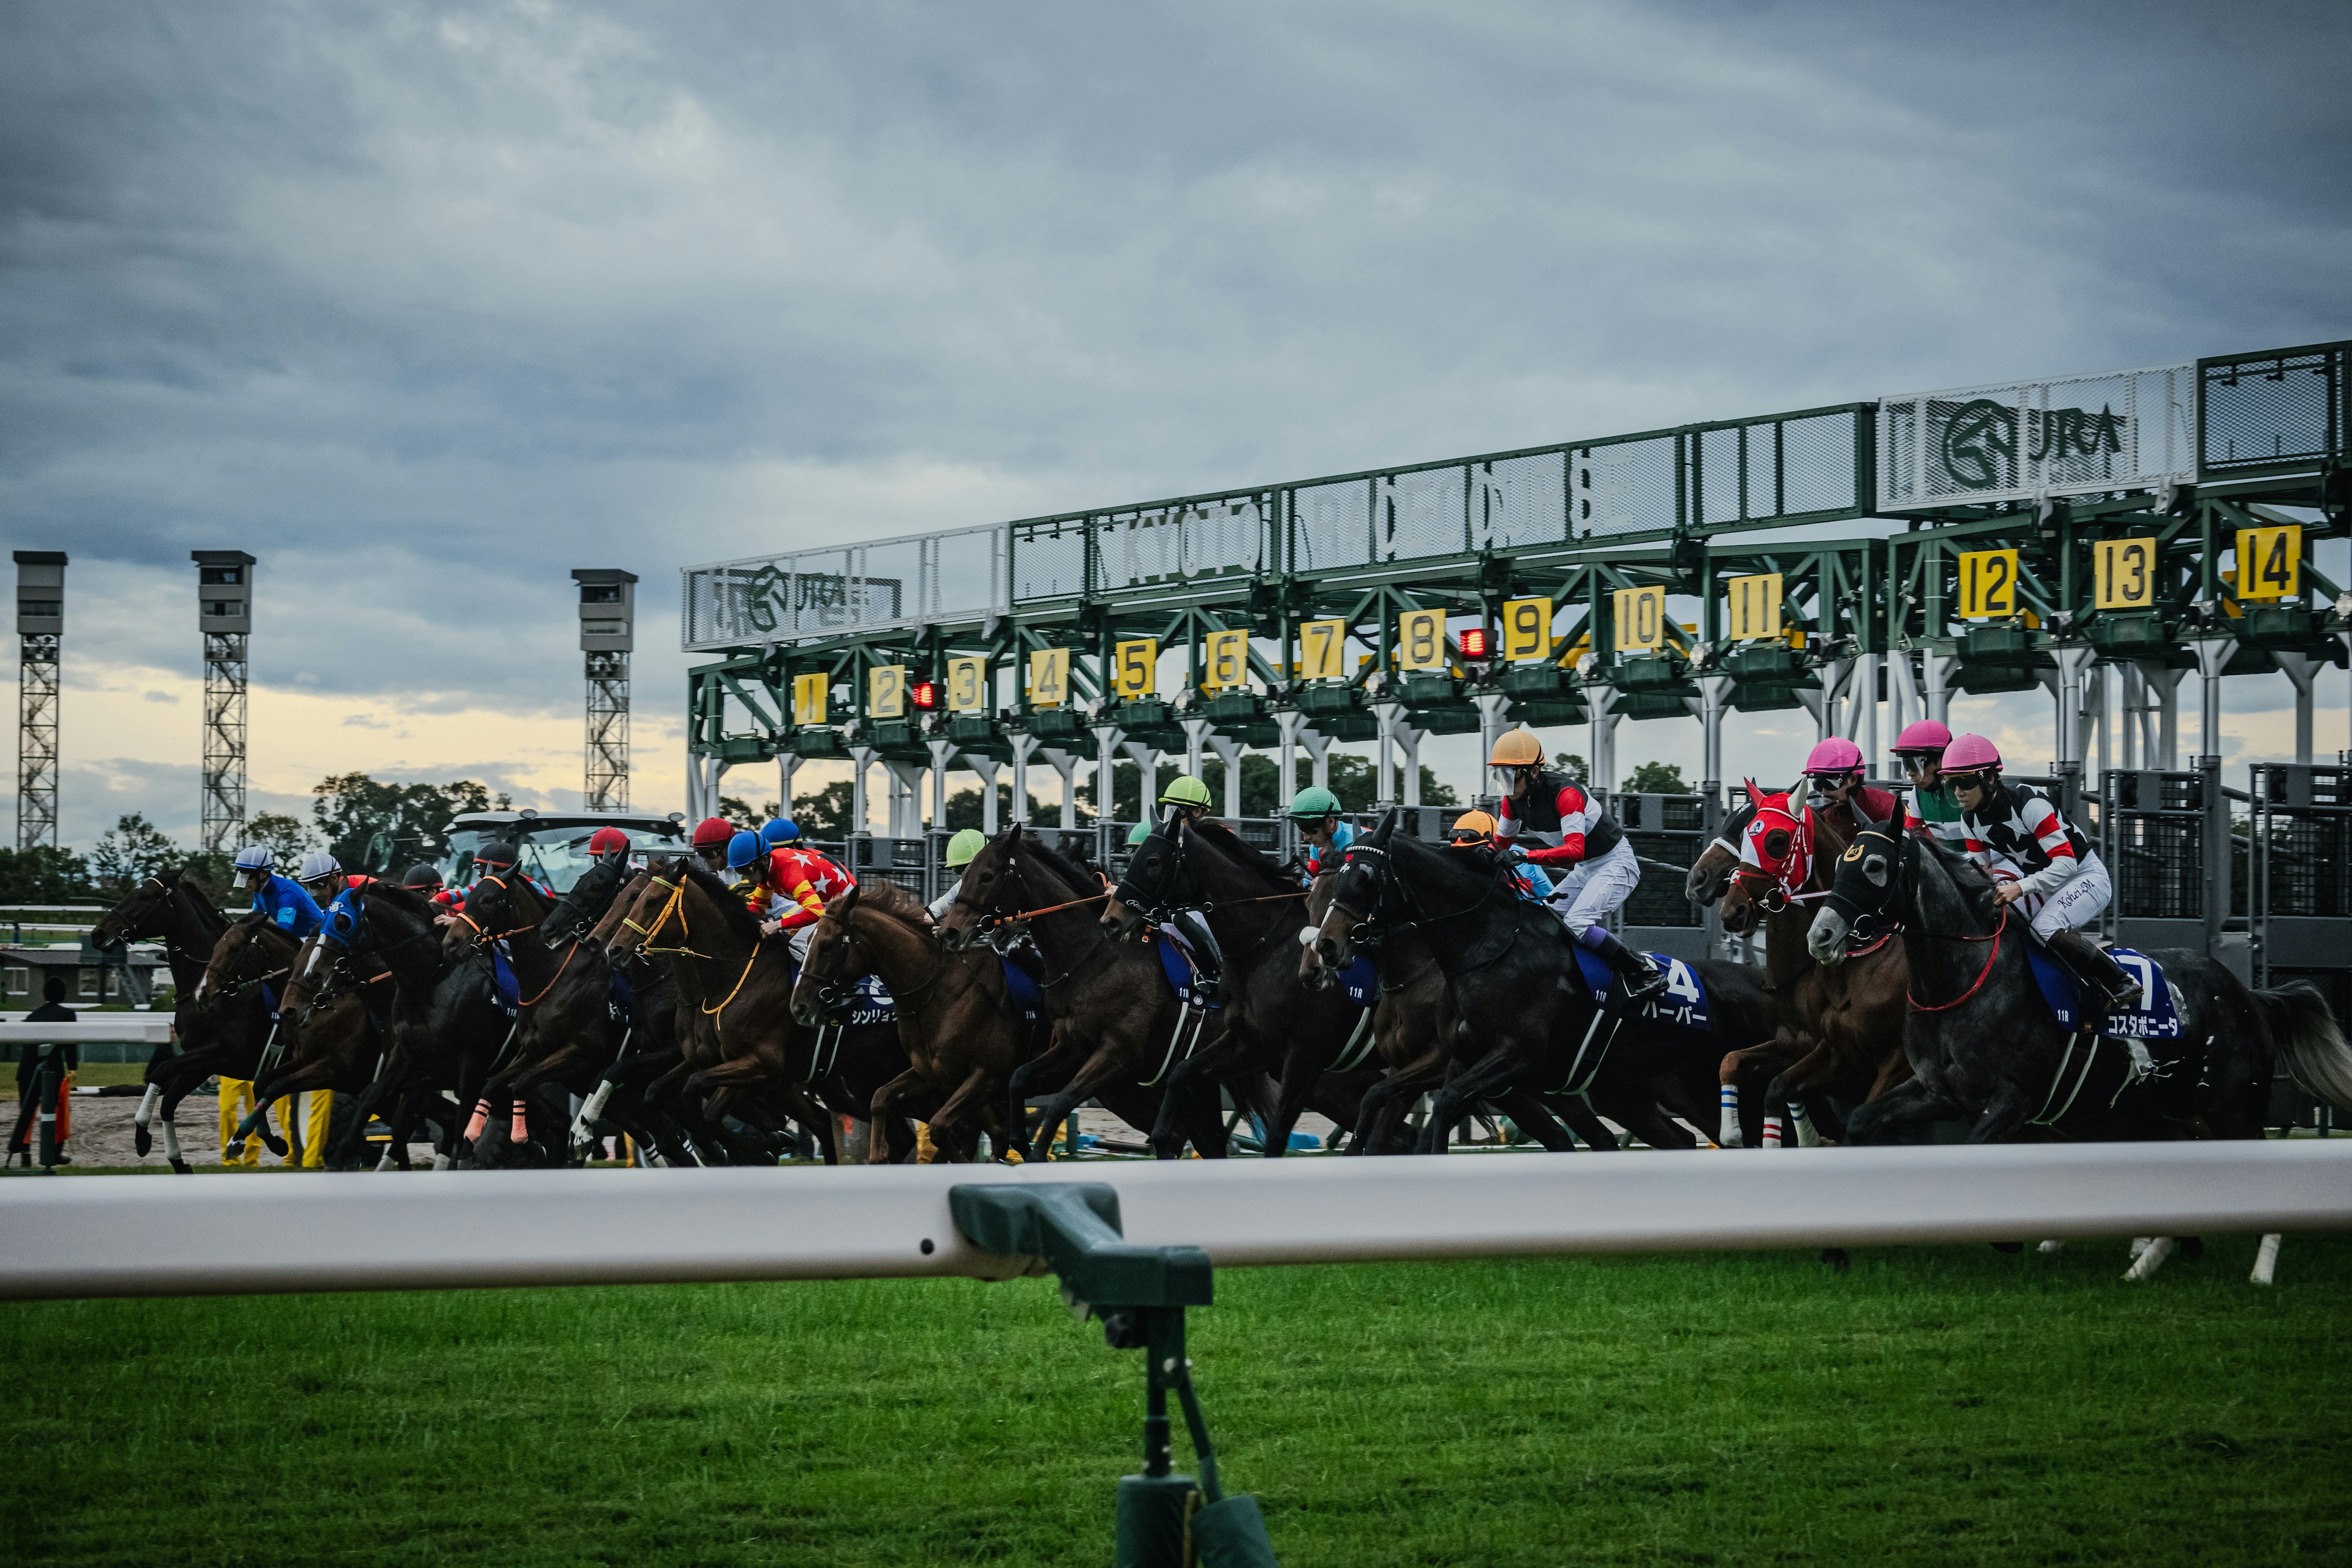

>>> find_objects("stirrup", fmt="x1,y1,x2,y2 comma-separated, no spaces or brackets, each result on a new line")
1623,956,1667,1000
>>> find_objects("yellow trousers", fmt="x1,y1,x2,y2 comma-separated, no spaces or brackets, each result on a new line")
217,1079,262,1167
216,1081,333,1167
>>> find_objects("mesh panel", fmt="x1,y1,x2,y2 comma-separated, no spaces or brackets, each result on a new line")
2102,771,2206,921
1781,410,1860,514
1570,433,1679,540
1290,477,1373,575
1878,364,2195,510
682,524,1004,650
2201,345,2347,476
1012,519,1088,603
1617,793,1706,928
1472,451,1570,551
1378,466,1471,562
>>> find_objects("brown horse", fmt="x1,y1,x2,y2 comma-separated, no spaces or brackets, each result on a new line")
1714,788,1912,1145
790,883,1041,1161
935,824,1233,1162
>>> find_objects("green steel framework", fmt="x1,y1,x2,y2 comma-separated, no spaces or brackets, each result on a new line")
683,340,2351,822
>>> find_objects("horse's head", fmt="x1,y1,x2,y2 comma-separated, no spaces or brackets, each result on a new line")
1720,790,1805,937
1102,818,1193,940
91,865,181,949
601,860,685,963
193,914,263,1008
1807,818,1906,965
1684,786,1762,907
790,883,863,1027
935,825,1023,953
541,856,623,948
1305,808,1398,985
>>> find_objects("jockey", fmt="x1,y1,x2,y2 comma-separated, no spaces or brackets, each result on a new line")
401,861,461,913
758,816,799,854
1942,733,2140,1014
1800,737,1900,837
586,826,631,868
688,815,736,874
928,827,989,924
1155,775,1224,1005
234,846,324,940
1487,728,1663,998
1289,786,1352,884
295,850,374,906
730,829,855,950
471,841,550,900
1893,720,1967,846
1448,810,1555,903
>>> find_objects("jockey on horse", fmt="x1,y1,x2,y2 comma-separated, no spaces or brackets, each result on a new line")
1796,736,1899,840
1153,775,1225,1004
728,820,855,959
1487,728,1664,998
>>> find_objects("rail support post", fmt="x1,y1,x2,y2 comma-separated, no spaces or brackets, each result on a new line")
949,1183,1280,1568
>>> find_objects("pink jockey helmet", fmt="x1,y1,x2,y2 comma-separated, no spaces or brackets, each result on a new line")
1803,737,1864,775
1893,718,1952,753
1942,733,2003,772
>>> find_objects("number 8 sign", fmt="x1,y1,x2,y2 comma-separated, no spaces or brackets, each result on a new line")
1397,609,1446,671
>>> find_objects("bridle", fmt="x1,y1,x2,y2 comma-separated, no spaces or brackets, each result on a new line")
1114,821,1307,958
958,840,1117,990
1321,838,1517,970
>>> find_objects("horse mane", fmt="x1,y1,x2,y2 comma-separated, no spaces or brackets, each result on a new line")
1908,822,2005,924
676,858,763,944
1182,818,1291,891
1016,829,1103,897
1387,826,1509,903
363,880,439,925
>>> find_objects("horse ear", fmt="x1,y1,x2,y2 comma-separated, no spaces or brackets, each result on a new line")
837,883,860,918
1371,807,1399,846
1742,777,1759,806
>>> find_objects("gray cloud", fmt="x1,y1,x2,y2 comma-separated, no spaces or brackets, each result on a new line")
5,0,2349,843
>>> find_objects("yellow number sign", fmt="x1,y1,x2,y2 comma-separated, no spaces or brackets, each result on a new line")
1028,647,1069,707
790,673,829,727
1397,609,1446,670
2094,538,2157,610
869,664,907,720
1725,573,1782,641
1205,629,1249,690
1296,619,1347,680
1112,639,1157,699
2237,526,2300,601
946,656,986,713
1957,549,2019,619
1502,597,1552,662
1612,586,1664,653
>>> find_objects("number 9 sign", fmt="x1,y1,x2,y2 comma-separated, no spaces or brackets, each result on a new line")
1502,597,1552,662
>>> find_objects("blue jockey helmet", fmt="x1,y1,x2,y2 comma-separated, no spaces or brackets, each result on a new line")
758,818,799,850
726,830,763,871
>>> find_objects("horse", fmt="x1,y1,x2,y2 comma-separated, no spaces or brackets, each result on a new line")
934,824,1236,1163
1806,820,2352,1279
1306,810,1768,1153
1714,786,1913,1146
790,882,1040,1161
128,911,300,1170
88,867,274,1169
1102,816,1392,1158
601,858,916,1163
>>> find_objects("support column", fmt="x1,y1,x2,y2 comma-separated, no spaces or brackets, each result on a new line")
2118,664,2144,772
2277,652,2318,765
1009,732,1041,834
2148,663,2183,770
1855,654,1880,781
2191,636,2234,766
1472,692,1512,783
1091,724,1126,853
1583,684,1621,804
1206,734,1243,820
927,739,957,831
1123,741,1160,819
1182,718,1208,782
1371,701,1406,807
1885,652,1920,765
963,755,1002,832
884,761,925,839
2051,644,2097,810
1396,725,1423,808
1042,747,1080,831
1276,709,1305,813
1697,674,1735,799
777,753,801,820
1923,649,1958,728
847,747,875,841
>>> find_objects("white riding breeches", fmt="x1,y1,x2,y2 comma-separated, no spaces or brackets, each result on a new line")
1547,838,1643,936
2029,852,2112,939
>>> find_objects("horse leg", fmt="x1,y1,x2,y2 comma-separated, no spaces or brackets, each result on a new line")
925,1063,1008,1162
1763,1042,1839,1148
1547,1091,1621,1152
1716,1043,1782,1148
1487,1086,1577,1152
865,1067,929,1165
1962,1080,2041,1145
1149,1029,1251,1158
1421,1049,1526,1155
1845,1075,1962,1146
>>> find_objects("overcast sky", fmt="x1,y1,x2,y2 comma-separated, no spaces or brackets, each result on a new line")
6,0,2350,848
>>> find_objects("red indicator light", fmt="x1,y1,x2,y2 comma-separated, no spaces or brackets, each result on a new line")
912,681,938,709
1457,628,1490,658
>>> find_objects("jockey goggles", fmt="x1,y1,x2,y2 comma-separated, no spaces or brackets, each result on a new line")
1894,750,1943,771
1804,771,1860,791
1943,768,1996,793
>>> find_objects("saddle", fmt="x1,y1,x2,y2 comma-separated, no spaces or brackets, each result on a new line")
1571,944,1711,1032
1152,927,1221,1012
999,954,1044,1024
488,943,522,1019
2027,942,2181,1040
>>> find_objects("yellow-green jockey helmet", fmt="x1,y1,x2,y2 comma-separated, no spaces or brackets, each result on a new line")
1159,775,1212,809
944,827,987,869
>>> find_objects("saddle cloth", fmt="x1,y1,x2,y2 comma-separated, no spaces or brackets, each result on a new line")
1153,927,1221,1011
489,943,521,1018
606,966,633,1027
1338,952,1378,1009
1000,955,1044,1023
835,973,896,1029
1571,944,1713,1033
2027,943,2182,1039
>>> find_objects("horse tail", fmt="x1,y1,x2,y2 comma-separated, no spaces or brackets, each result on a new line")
2254,980,2352,1114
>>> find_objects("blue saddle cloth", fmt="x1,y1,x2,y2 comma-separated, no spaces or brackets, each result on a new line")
1153,929,1221,1011
837,973,896,1028
605,966,634,1027
2027,943,2182,1039
1339,952,1378,1009
1571,944,1713,1033
262,982,281,1021
1000,956,1044,1023
489,943,521,1018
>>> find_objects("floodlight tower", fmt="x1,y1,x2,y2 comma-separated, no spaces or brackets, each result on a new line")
574,568,636,810
14,551,66,850
192,551,255,853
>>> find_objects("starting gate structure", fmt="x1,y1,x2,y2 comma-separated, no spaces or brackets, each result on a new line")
682,338,2350,982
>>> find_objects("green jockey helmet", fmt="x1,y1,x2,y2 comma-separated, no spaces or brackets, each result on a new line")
1287,785,1342,821
944,827,988,869
1159,774,1213,809
1126,821,1155,846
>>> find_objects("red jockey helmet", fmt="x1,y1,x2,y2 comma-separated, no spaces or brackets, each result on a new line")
690,816,734,850
587,826,631,858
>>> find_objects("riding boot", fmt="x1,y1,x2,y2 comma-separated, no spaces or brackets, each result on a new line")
1588,929,1667,1000
2048,927,2141,1018
1176,909,1225,1006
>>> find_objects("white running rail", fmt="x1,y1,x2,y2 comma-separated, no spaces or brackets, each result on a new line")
4,1142,2349,1302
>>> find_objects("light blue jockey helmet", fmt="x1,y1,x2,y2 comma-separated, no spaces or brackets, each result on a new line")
758,818,799,851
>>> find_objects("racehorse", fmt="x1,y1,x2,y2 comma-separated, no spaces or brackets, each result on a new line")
1306,810,1769,1153
1102,816,1390,1158
127,911,299,1170
935,824,1235,1162
1714,786,1912,1145
601,858,916,1162
790,883,1038,1161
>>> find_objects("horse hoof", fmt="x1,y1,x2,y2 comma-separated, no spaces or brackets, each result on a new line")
2179,1235,2204,1262
1820,1248,1850,1272
260,1135,289,1158
170,1159,192,1175
134,1127,153,1156
223,1139,245,1161
1990,1242,2025,1254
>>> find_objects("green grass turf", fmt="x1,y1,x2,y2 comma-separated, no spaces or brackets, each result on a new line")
2,1235,2346,1566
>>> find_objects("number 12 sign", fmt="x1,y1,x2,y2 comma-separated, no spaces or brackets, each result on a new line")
1956,549,2018,619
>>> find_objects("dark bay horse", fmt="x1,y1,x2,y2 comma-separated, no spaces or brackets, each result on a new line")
935,824,1234,1162
1307,810,1768,1153
134,913,300,1170
1102,816,1392,1158
790,883,1039,1161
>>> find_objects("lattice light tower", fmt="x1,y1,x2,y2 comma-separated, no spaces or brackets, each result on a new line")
574,568,636,810
14,551,66,851
193,551,255,853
